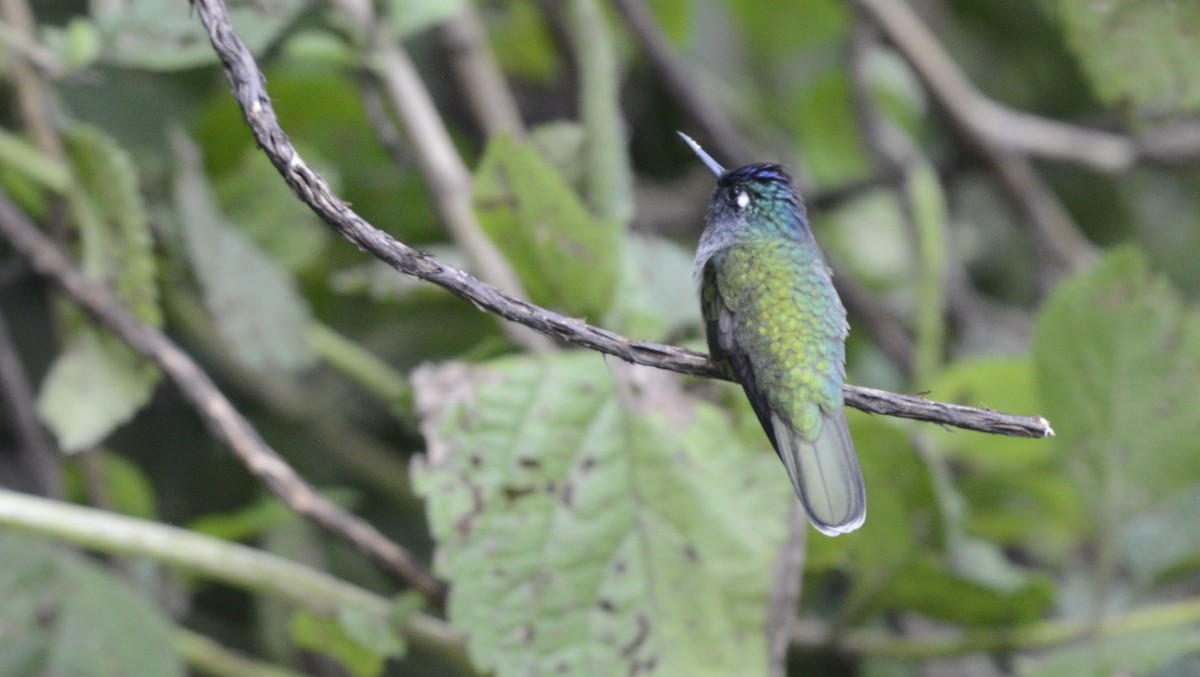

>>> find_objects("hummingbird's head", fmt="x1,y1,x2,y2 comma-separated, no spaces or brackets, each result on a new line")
711,163,805,230
676,132,808,237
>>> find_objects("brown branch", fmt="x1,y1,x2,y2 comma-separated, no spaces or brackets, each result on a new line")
0,307,62,497
0,191,443,601
853,0,1200,173
186,0,1053,439
438,5,526,140
853,0,1097,286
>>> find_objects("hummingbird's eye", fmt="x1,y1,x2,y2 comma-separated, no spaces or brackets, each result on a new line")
734,190,750,210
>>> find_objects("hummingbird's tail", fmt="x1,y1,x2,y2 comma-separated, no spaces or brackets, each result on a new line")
772,409,866,536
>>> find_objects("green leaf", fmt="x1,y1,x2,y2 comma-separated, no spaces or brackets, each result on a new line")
188,495,299,542
90,0,310,70
1054,0,1200,113
474,134,622,318
0,534,184,676
924,358,1049,471
489,0,560,84
215,147,332,273
724,0,848,58
1033,247,1200,529
1122,484,1200,589
412,353,790,676
63,451,158,520
36,124,163,452
923,358,1082,556
36,328,159,453
817,415,938,600
290,607,402,677
870,555,1052,626
383,0,463,38
64,123,160,327
43,18,103,71
171,130,316,374
604,234,699,341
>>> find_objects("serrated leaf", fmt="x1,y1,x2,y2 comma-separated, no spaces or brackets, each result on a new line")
0,534,184,676
290,607,400,677
412,353,790,676
171,131,315,374
474,134,622,318
1033,248,1200,527
37,328,159,453
215,147,332,273
36,124,162,452
64,123,160,327
90,0,310,70
1054,0,1200,113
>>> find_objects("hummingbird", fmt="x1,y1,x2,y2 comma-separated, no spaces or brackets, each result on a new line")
680,132,865,536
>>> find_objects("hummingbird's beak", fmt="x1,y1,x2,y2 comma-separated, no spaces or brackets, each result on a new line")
676,131,726,177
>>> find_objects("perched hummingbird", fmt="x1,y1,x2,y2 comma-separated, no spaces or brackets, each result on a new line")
680,132,865,536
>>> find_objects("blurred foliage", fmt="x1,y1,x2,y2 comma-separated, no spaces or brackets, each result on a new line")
2,0,1200,676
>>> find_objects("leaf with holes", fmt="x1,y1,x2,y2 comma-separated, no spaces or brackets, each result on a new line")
412,352,790,676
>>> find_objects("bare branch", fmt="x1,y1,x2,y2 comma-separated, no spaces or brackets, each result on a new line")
853,0,1127,172
853,0,1097,284
439,5,526,140
0,308,62,497
0,190,443,600
186,0,1053,439
331,0,552,353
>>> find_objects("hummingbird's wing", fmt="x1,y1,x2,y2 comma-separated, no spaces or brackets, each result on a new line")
701,261,780,450
701,259,865,536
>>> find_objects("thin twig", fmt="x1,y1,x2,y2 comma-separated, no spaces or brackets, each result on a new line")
766,503,806,677
850,0,1200,173
0,0,64,160
438,5,526,140
0,308,62,497
186,0,1052,439
0,190,443,600
333,0,552,353
356,71,412,173
848,18,945,385
792,593,1200,659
